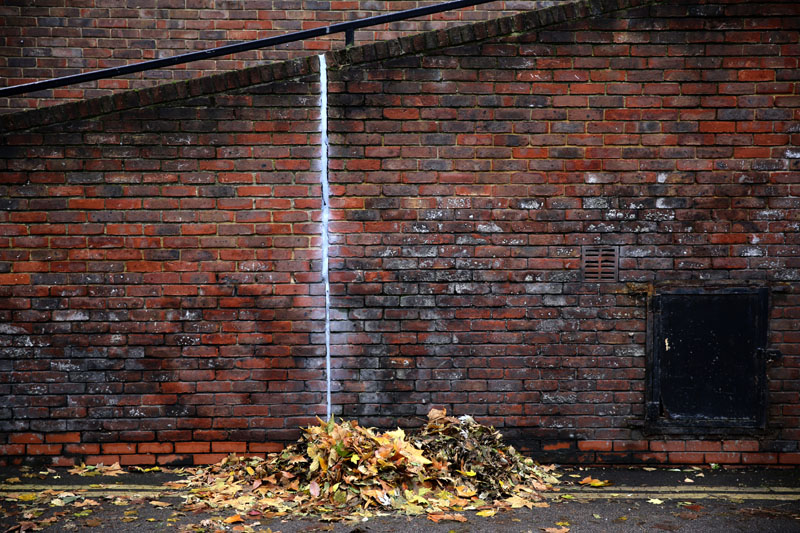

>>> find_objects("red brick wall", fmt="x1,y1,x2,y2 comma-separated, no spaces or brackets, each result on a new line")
0,0,557,113
1,0,800,466
0,58,328,466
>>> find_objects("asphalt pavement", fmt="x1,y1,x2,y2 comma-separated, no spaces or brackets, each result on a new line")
1,464,799,532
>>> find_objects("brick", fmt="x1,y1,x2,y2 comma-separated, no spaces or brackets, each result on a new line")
45,433,81,444
102,443,137,454
668,452,705,464
778,453,800,465
175,442,211,454
119,454,156,466
704,452,741,464
722,440,760,452
686,441,722,452
742,453,778,464
26,444,62,455
10,433,44,444
138,443,173,454
578,440,612,452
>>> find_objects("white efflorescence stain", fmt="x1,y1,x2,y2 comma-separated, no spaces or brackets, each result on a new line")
318,54,332,420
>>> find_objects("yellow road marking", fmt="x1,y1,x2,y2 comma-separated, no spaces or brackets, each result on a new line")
545,485,800,501
3,483,800,502
546,492,800,501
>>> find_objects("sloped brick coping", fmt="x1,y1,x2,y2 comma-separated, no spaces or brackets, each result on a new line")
0,0,654,134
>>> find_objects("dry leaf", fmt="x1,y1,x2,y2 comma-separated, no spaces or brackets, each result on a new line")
542,528,569,533
149,501,171,507
476,509,496,517
579,476,612,487
427,513,467,523
224,514,244,524
648,498,664,505
505,495,534,509
427,408,447,420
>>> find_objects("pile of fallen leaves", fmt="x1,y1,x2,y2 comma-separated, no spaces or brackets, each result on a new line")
181,408,559,522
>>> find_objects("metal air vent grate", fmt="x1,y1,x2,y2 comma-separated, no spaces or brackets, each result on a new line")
582,246,618,282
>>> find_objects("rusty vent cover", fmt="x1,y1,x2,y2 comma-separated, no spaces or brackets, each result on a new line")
582,246,618,282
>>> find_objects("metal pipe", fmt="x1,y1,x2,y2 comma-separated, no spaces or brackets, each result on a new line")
0,0,499,98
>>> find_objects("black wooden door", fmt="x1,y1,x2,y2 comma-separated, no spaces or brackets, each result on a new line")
647,288,769,431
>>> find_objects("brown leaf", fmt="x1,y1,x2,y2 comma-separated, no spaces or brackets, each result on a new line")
149,501,171,507
578,476,612,487
224,514,244,524
427,513,467,523
427,408,447,420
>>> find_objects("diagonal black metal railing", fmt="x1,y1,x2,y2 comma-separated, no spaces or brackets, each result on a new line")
0,0,502,98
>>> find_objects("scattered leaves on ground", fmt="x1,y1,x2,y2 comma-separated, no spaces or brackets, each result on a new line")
67,463,125,477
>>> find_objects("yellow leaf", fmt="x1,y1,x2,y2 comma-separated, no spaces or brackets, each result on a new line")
245,467,255,476
648,498,664,505
386,428,405,441
579,476,612,487
224,514,244,524
458,469,477,477
18,493,37,502
455,485,477,497
149,501,171,507
556,521,570,526
476,509,496,517
5,477,21,484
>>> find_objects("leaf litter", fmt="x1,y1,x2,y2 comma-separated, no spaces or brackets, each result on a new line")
181,408,560,522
